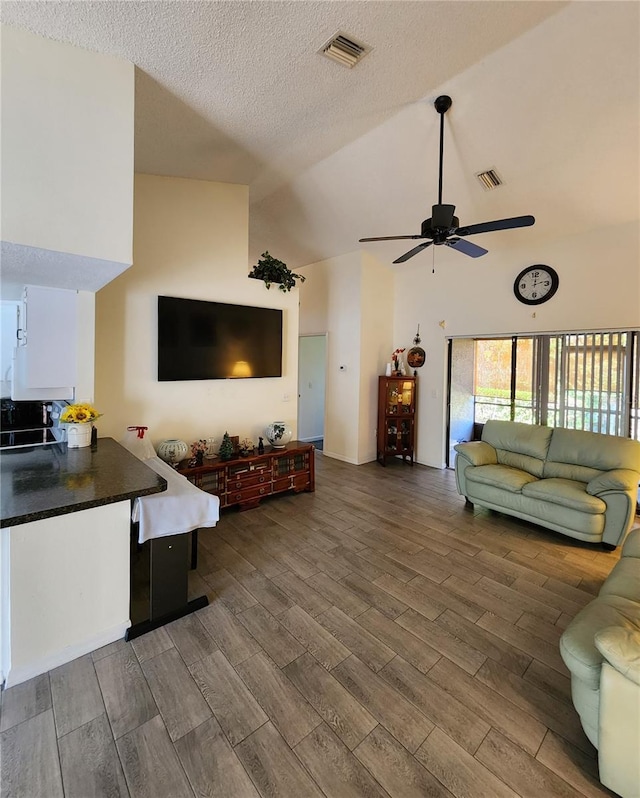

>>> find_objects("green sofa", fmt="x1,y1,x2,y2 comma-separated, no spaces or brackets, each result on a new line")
560,528,640,798
454,420,640,546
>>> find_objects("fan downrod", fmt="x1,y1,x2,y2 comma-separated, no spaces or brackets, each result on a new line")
434,95,452,115
357,92,535,263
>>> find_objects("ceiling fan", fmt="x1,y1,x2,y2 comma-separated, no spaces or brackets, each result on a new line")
359,95,535,263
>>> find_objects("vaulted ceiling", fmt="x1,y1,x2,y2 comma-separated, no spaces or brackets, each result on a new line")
3,1,639,270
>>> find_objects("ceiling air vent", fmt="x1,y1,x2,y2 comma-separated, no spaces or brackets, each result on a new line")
319,32,371,68
476,169,503,190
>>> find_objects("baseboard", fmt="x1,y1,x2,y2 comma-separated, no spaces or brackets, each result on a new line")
321,450,360,465
3,620,131,688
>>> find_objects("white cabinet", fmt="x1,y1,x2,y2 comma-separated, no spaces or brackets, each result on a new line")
11,286,77,400
0,302,19,397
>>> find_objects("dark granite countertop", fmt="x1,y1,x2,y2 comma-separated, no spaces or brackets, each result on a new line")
1,437,167,528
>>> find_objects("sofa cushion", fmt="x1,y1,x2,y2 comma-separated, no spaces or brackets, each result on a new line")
482,419,553,459
497,450,547,479
622,527,640,559
560,595,640,690
543,461,602,483
465,464,537,493
595,627,640,687
598,557,640,602
482,420,552,478
522,478,606,514
463,482,606,538
547,427,640,473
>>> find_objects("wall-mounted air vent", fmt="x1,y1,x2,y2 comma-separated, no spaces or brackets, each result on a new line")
476,169,503,190
319,32,371,68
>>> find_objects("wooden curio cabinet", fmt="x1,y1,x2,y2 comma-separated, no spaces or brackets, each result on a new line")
376,375,416,466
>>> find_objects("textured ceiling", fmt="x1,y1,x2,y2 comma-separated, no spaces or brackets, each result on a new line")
2,1,638,271
2,0,565,203
252,1,640,268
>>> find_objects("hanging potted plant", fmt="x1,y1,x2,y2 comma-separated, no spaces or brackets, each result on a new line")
248,251,306,292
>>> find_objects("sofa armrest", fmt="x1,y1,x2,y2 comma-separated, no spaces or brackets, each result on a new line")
454,442,498,498
622,528,640,559
453,441,497,467
595,627,640,687
587,468,639,496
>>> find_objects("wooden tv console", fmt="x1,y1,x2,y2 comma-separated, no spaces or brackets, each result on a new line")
177,441,315,511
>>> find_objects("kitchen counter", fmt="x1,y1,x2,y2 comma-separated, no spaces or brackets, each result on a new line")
0,437,166,528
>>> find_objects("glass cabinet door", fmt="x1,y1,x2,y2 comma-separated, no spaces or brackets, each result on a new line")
385,417,414,452
385,380,415,415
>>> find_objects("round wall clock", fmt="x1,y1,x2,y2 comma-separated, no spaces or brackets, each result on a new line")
514,265,559,305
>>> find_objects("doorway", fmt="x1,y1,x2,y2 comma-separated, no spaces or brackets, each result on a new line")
298,334,327,449
446,331,640,467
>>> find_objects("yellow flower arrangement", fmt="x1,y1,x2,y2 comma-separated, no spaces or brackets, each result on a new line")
60,403,102,424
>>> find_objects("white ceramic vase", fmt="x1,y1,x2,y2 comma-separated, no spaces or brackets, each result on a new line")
67,423,92,449
205,436,217,459
157,439,189,465
265,421,292,449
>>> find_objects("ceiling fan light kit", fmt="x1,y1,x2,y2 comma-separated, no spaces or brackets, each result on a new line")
359,95,535,263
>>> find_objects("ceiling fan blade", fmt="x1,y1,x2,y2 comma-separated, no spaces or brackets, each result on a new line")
445,238,488,258
432,203,456,229
456,215,535,237
359,235,423,242
393,241,433,263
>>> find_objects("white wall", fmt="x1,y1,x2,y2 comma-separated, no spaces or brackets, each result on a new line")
5,501,131,687
300,252,359,462
95,175,299,448
395,221,640,467
298,218,638,471
358,251,394,463
0,25,134,266
299,250,393,464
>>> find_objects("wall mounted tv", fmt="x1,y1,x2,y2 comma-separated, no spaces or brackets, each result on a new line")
158,296,283,381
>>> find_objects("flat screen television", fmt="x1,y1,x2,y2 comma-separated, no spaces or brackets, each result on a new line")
158,296,283,381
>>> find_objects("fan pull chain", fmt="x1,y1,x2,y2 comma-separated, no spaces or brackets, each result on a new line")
432,246,436,274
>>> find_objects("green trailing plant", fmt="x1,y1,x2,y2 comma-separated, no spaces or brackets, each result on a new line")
248,251,306,292
218,431,234,461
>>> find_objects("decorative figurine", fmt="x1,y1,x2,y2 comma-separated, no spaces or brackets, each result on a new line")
258,436,265,454
219,431,234,461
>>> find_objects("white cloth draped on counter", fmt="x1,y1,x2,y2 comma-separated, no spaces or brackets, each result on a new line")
131,456,220,544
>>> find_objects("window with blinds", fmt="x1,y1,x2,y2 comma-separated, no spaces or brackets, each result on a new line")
472,331,640,440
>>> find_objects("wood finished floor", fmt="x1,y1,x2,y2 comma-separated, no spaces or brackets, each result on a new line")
1,454,628,798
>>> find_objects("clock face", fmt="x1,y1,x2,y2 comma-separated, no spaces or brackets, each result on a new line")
514,265,559,305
